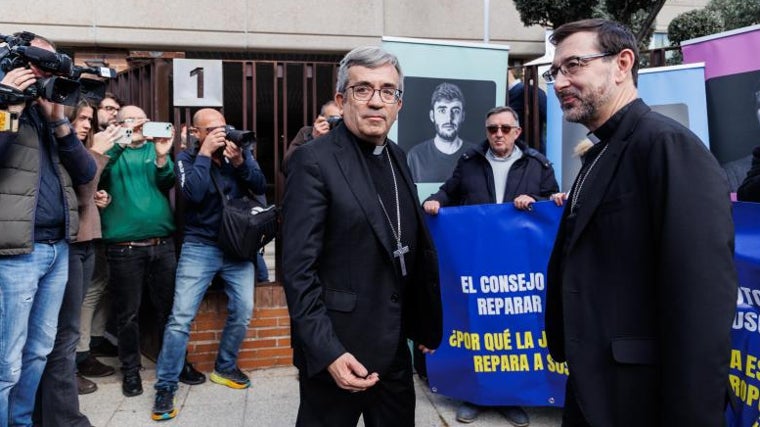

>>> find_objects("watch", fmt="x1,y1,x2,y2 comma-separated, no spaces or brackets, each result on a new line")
48,118,70,128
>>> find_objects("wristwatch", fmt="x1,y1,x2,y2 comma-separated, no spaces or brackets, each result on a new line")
48,118,70,128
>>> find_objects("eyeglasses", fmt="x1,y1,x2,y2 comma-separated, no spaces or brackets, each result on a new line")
347,85,402,104
99,105,120,112
542,52,617,83
486,124,519,134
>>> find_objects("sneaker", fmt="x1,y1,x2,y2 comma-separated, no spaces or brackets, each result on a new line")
179,360,206,385
496,405,530,427
152,389,177,421
455,401,482,423
122,371,143,397
209,367,250,389
78,354,115,378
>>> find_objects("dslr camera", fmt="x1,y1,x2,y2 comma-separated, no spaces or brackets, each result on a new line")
224,125,255,148
0,31,116,107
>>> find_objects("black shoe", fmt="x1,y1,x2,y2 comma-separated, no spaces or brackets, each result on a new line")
78,354,115,378
77,373,97,395
90,338,118,358
152,389,178,421
179,361,206,385
496,405,530,427
122,371,143,397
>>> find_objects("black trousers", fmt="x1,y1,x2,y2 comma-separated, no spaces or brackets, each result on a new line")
296,341,415,427
107,239,176,373
562,374,592,427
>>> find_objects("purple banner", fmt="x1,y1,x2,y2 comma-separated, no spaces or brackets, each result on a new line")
683,26,760,80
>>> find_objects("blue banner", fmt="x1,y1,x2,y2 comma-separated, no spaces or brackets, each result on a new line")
424,201,567,407
728,202,760,427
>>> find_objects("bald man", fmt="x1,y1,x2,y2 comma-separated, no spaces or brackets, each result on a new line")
99,105,179,398
151,109,266,421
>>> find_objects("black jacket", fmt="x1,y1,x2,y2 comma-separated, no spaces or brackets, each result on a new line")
546,99,736,426
282,123,443,379
426,139,558,206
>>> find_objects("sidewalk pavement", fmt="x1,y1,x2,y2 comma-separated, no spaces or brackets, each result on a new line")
80,357,562,426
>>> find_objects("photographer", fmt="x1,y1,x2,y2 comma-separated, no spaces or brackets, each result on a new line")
151,108,265,421
0,34,96,427
282,99,341,174
98,105,203,397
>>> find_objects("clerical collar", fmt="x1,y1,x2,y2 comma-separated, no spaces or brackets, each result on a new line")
588,99,637,143
355,133,388,157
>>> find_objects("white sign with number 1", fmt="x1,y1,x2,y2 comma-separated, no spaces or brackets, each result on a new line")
173,59,223,107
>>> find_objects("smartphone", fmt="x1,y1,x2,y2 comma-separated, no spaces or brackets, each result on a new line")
142,122,173,139
114,128,133,146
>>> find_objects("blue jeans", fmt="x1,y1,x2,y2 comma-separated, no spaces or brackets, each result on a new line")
0,241,69,427
155,242,254,391
34,242,93,427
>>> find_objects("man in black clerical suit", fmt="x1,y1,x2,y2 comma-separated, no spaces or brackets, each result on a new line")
282,46,443,426
544,19,736,426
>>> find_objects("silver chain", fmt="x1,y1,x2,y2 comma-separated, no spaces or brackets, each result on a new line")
571,143,609,212
377,147,402,246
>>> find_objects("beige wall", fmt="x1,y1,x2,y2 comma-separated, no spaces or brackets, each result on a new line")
1,0,708,59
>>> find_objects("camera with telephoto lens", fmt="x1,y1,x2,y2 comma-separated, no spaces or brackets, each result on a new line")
224,125,255,148
0,31,117,107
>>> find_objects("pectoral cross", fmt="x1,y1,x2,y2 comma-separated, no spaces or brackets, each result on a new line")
394,243,409,277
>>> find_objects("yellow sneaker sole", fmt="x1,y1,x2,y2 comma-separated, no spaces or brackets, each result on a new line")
210,371,250,389
151,408,177,421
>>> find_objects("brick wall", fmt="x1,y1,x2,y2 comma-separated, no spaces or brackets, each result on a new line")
187,282,293,372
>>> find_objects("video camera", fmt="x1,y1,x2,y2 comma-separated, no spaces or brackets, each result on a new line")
0,31,116,106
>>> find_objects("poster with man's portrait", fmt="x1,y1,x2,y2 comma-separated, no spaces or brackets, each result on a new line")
398,77,496,183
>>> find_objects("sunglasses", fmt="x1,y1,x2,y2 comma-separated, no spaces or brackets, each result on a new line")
486,124,519,134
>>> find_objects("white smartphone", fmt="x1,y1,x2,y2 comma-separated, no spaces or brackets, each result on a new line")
114,128,133,146
142,121,173,139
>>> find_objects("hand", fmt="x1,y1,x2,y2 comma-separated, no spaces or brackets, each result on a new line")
326,352,379,392
513,195,536,211
94,190,111,208
37,98,65,123
417,344,436,355
198,127,227,158
91,125,120,154
550,192,567,207
0,68,35,115
423,200,441,215
311,116,330,139
153,125,175,166
223,140,245,167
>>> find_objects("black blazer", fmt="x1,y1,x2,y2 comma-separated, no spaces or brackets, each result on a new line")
282,124,443,379
546,99,737,426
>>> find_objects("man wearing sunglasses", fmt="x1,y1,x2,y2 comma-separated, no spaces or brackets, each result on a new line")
544,19,735,426
422,105,557,426
423,106,559,217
